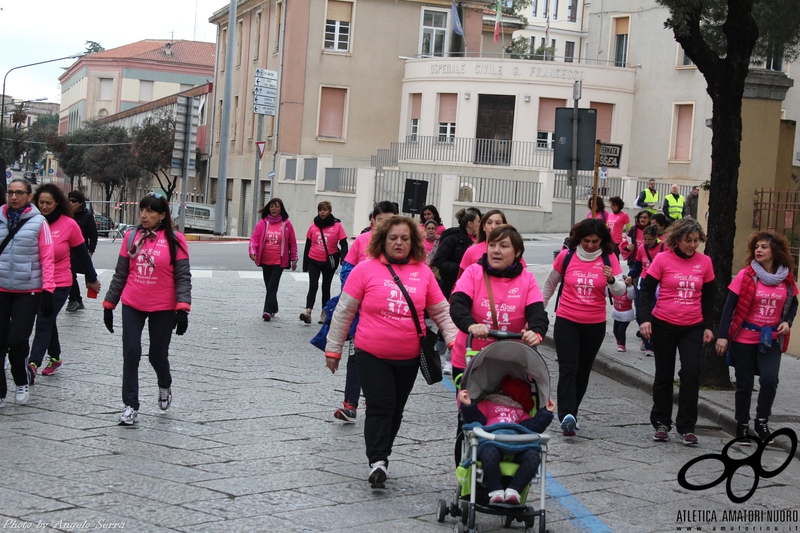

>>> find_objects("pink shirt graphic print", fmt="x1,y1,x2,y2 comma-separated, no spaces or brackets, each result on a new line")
729,270,788,344
553,249,622,323
648,249,714,327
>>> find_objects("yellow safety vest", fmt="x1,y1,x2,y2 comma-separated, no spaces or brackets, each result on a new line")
643,189,659,214
665,194,685,220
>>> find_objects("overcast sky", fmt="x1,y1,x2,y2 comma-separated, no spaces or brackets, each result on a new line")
0,0,224,103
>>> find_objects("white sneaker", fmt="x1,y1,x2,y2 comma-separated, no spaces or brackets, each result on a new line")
0,397,5,408
442,360,452,376
368,461,387,488
504,488,521,505
15,385,29,404
158,387,172,411
119,406,138,425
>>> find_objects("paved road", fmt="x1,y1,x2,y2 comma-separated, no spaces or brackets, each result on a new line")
2,263,799,532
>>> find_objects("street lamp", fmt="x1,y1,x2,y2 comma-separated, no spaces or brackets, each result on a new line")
1,54,83,141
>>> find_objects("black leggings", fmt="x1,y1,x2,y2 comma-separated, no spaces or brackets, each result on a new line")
0,291,40,397
305,258,336,310
121,305,175,410
613,320,631,346
479,446,541,493
553,316,606,422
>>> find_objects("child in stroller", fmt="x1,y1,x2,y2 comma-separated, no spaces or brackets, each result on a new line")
458,376,555,505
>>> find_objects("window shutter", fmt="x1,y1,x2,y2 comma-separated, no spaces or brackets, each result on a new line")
319,87,347,138
537,98,566,132
615,17,629,35
411,94,422,120
327,0,352,22
438,93,457,123
674,104,693,160
590,102,613,143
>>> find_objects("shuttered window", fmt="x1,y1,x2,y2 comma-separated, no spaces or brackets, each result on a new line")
537,98,566,132
590,102,613,143
319,87,347,139
325,0,352,52
672,104,693,161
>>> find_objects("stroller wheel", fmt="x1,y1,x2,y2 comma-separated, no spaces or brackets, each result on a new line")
460,501,470,524
454,522,466,533
501,514,513,528
436,499,448,523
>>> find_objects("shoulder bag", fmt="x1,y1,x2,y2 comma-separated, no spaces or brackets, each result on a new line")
483,269,499,329
317,223,339,270
0,217,30,256
385,263,442,385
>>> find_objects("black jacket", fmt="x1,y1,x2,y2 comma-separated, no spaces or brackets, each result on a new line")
73,206,98,253
432,227,473,298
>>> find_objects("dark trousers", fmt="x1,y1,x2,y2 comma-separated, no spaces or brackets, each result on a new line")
69,269,82,304
30,286,70,367
0,291,40,397
613,320,630,346
479,446,541,493
634,286,654,350
553,317,605,421
121,305,175,410
730,340,782,423
260,264,284,315
650,318,703,434
305,258,336,310
355,349,419,464
343,340,360,406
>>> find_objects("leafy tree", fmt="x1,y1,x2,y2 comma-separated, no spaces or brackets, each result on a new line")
84,41,105,54
501,0,533,26
50,127,96,190
24,113,58,169
82,125,140,213
131,114,179,201
657,0,800,387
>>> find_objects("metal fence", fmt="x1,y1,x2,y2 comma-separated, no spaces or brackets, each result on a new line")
457,175,542,207
392,136,554,168
323,168,357,194
375,170,441,209
753,188,800,277
554,170,624,200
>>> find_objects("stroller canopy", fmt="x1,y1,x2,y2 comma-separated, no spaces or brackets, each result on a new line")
462,341,550,412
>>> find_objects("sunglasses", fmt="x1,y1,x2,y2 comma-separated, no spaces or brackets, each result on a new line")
7,190,29,197
69,199,80,203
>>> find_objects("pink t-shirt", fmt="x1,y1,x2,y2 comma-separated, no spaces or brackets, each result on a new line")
118,229,190,312
648,249,715,327
552,249,622,323
636,241,665,279
344,258,445,360
607,211,630,245
260,221,284,266
459,242,528,273
450,264,543,369
729,270,789,344
477,400,531,425
424,238,437,257
612,291,633,312
48,216,86,287
306,222,347,261
586,210,609,222
344,230,372,265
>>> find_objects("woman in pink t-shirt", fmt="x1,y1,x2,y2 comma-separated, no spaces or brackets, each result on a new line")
621,210,651,265
324,216,457,489
103,194,192,426
606,196,631,258
639,218,715,446
418,204,446,237
541,218,627,436
585,196,608,223
715,232,798,443
249,198,298,321
29,185,101,376
301,201,348,324
457,209,507,280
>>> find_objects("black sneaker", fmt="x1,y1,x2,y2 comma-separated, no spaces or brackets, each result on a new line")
653,424,669,442
66,301,84,312
736,423,751,446
754,418,771,441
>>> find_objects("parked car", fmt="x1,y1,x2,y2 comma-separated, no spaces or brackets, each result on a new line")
169,202,223,233
24,171,37,184
94,213,115,236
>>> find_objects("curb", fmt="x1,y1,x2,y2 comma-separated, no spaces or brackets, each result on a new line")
183,234,249,242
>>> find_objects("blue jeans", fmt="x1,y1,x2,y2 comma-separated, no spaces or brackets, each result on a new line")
30,286,70,367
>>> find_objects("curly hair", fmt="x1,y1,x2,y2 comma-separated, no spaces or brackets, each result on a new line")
366,215,426,262
33,183,72,220
587,195,605,213
634,210,651,226
566,218,615,254
664,217,705,249
609,196,624,211
744,231,795,273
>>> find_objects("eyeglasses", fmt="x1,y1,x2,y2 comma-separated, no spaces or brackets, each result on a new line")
7,190,28,197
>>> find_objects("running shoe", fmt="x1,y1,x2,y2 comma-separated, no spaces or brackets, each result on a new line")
682,433,699,446
66,301,84,312
319,310,326,324
16,385,29,404
42,357,62,376
119,406,138,425
736,423,751,446
645,349,654,357
159,387,172,411
368,461,387,488
488,490,504,505
262,312,271,321
27,363,37,386
299,311,311,324
754,418,771,441
0,398,5,409
653,424,669,442
334,402,357,423
617,344,626,352
561,414,577,436
442,360,453,375
504,488,521,505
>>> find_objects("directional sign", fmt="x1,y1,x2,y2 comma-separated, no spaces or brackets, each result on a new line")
255,141,266,159
254,86,277,97
254,95,276,106
254,104,276,116
598,143,623,169
268,170,275,180
255,77,279,88
255,68,277,79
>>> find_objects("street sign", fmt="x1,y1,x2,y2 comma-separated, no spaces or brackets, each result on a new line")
6,170,12,179
255,68,277,79
254,95,276,106
254,104,276,116
253,86,277,97
268,170,275,180
553,108,597,171
256,141,266,158
599,166,608,179
598,143,623,169
48,168,54,174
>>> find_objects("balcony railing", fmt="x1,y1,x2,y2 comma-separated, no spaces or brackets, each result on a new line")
392,136,554,168
323,168,357,194
458,175,542,207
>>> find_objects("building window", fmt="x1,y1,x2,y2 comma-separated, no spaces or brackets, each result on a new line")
766,53,783,71
221,27,227,71
565,41,575,62
99,78,113,101
236,19,244,66
254,11,262,60
567,0,577,22
139,80,154,102
552,0,558,19
325,0,352,52
532,0,538,17
543,0,548,18
537,97,566,149
232,95,239,141
285,158,297,180
438,93,457,143
680,49,694,66
216,99,222,139
614,17,629,67
318,86,348,139
420,9,448,57
97,109,108,118
671,103,693,161
590,101,613,143
274,1,283,53
410,93,421,141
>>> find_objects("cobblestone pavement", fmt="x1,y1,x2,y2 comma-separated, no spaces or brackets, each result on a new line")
1,266,799,532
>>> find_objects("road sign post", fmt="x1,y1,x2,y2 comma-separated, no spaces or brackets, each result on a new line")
252,69,277,233
170,96,199,233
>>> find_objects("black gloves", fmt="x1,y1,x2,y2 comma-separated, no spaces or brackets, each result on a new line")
104,308,114,333
40,290,54,317
175,310,188,335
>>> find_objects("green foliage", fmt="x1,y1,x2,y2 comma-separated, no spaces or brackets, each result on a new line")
84,41,105,54
131,113,178,201
24,113,59,168
81,124,140,204
501,0,534,26
509,36,555,60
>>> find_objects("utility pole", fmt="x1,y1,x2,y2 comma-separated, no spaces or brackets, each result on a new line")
269,0,288,201
213,0,238,235
569,80,581,227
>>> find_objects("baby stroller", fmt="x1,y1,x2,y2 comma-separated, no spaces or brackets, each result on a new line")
436,331,552,533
